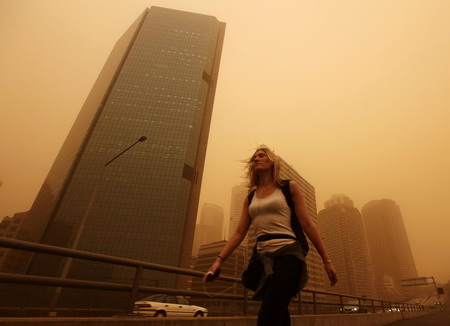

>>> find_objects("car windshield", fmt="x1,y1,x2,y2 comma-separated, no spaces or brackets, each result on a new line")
177,296,189,305
344,300,359,305
140,294,184,304
140,294,169,303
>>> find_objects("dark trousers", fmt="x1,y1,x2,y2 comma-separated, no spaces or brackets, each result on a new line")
257,255,305,326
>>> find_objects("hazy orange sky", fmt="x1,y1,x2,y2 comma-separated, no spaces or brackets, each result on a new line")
1,0,449,283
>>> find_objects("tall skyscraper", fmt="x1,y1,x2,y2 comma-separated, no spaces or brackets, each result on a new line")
6,6,225,308
362,199,418,300
318,194,374,298
192,203,224,256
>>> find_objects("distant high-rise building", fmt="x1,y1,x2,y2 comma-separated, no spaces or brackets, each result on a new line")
0,212,26,271
200,203,224,242
228,183,248,241
4,6,225,312
324,194,354,208
192,203,224,256
362,199,418,300
318,194,374,298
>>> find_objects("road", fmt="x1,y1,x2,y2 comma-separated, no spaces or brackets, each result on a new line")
386,310,450,326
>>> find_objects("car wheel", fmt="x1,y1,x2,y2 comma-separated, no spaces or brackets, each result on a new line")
194,311,204,317
154,311,166,317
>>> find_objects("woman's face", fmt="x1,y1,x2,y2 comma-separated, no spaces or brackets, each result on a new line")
252,150,273,173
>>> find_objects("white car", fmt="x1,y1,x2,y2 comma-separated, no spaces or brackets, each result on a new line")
388,306,402,312
133,294,208,317
340,301,368,314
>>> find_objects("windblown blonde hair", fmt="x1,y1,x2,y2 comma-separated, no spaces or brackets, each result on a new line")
245,145,282,191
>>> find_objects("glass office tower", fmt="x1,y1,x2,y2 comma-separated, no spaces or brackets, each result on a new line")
5,7,225,312
318,195,375,298
362,199,418,300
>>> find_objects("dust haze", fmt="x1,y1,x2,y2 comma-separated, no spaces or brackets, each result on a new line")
1,0,449,283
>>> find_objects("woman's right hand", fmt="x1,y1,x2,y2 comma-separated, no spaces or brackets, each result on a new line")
202,198,251,283
203,259,222,282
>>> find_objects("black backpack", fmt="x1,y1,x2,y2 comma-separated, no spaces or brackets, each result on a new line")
248,179,310,255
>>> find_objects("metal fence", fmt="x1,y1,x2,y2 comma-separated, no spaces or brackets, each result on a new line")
0,237,426,317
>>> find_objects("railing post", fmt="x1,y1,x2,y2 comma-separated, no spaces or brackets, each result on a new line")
298,292,303,315
312,292,317,314
126,266,143,315
339,295,343,313
243,287,248,316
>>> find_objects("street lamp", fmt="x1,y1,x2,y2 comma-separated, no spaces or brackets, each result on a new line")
104,136,147,167
49,136,147,316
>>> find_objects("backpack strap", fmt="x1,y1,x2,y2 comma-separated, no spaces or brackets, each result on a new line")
279,180,294,208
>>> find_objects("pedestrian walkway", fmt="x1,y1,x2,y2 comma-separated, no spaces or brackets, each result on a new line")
0,311,435,326
386,310,450,326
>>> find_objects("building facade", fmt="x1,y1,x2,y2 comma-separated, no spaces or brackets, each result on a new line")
192,203,224,256
4,6,225,312
361,199,418,300
318,194,374,298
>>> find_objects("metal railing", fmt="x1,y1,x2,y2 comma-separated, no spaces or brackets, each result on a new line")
0,237,426,317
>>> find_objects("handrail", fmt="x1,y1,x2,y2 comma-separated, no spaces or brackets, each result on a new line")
0,237,427,316
0,238,238,282
0,272,242,300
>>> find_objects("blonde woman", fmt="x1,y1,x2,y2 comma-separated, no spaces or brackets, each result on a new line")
204,145,337,326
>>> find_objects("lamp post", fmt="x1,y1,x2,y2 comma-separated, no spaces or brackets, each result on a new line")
69,136,147,253
49,136,147,316
104,136,147,167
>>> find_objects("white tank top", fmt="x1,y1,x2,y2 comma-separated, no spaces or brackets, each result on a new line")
248,188,296,253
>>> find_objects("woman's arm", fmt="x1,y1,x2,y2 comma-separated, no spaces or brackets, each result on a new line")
203,196,252,282
289,181,338,286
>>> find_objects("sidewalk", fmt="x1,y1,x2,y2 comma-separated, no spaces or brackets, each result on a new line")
0,311,435,326
386,310,449,326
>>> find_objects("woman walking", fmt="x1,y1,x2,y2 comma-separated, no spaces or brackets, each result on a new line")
204,145,337,326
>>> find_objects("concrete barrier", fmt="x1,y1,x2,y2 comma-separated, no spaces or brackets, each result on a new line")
0,311,435,326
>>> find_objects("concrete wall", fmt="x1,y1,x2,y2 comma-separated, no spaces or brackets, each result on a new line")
0,311,434,326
